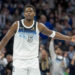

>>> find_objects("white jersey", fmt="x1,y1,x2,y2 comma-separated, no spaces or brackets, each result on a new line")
49,40,67,75
13,19,39,60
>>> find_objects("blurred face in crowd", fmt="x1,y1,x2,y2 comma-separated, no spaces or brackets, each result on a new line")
72,29,75,35
6,55,12,62
55,48,63,56
65,41,70,45
49,18,54,24
40,44,45,51
69,46,74,52
41,50,47,60
49,13,54,18
15,9,19,15
68,2,72,7
24,7,35,21
58,42,62,46
64,19,68,25
40,15,47,23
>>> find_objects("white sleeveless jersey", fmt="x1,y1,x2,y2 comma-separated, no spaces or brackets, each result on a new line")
13,19,39,60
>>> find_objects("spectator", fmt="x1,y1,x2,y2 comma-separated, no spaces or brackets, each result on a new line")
64,51,70,67
0,50,8,75
69,53,75,75
68,45,75,61
67,2,75,13
64,67,70,75
6,54,13,75
49,40,67,75
62,16,72,35
40,50,50,75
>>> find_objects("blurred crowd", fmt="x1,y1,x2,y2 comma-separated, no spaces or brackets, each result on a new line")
0,0,75,75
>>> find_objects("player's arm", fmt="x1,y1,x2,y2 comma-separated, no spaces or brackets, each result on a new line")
0,21,18,50
38,23,75,42
49,39,56,59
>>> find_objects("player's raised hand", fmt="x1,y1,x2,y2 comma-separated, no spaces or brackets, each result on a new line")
71,36,75,42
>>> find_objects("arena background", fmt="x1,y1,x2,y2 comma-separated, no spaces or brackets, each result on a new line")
0,0,75,75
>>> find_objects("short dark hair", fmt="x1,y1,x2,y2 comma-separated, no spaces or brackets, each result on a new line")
24,4,36,12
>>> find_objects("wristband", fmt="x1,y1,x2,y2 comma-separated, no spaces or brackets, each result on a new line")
49,31,56,38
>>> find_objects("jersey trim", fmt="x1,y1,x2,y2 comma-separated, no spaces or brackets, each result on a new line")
21,19,34,28
17,21,20,32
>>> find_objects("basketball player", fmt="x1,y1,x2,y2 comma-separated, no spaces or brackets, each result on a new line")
49,39,67,75
0,5,75,75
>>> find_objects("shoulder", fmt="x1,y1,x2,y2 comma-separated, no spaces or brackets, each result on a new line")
37,22,46,32
12,21,19,28
38,22,45,26
9,21,19,33
12,21,18,26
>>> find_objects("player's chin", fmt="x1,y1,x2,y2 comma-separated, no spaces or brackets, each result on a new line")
27,18,32,21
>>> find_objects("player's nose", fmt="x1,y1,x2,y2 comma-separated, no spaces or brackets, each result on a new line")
27,12,31,14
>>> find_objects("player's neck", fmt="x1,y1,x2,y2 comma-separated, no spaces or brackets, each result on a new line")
24,19,33,27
